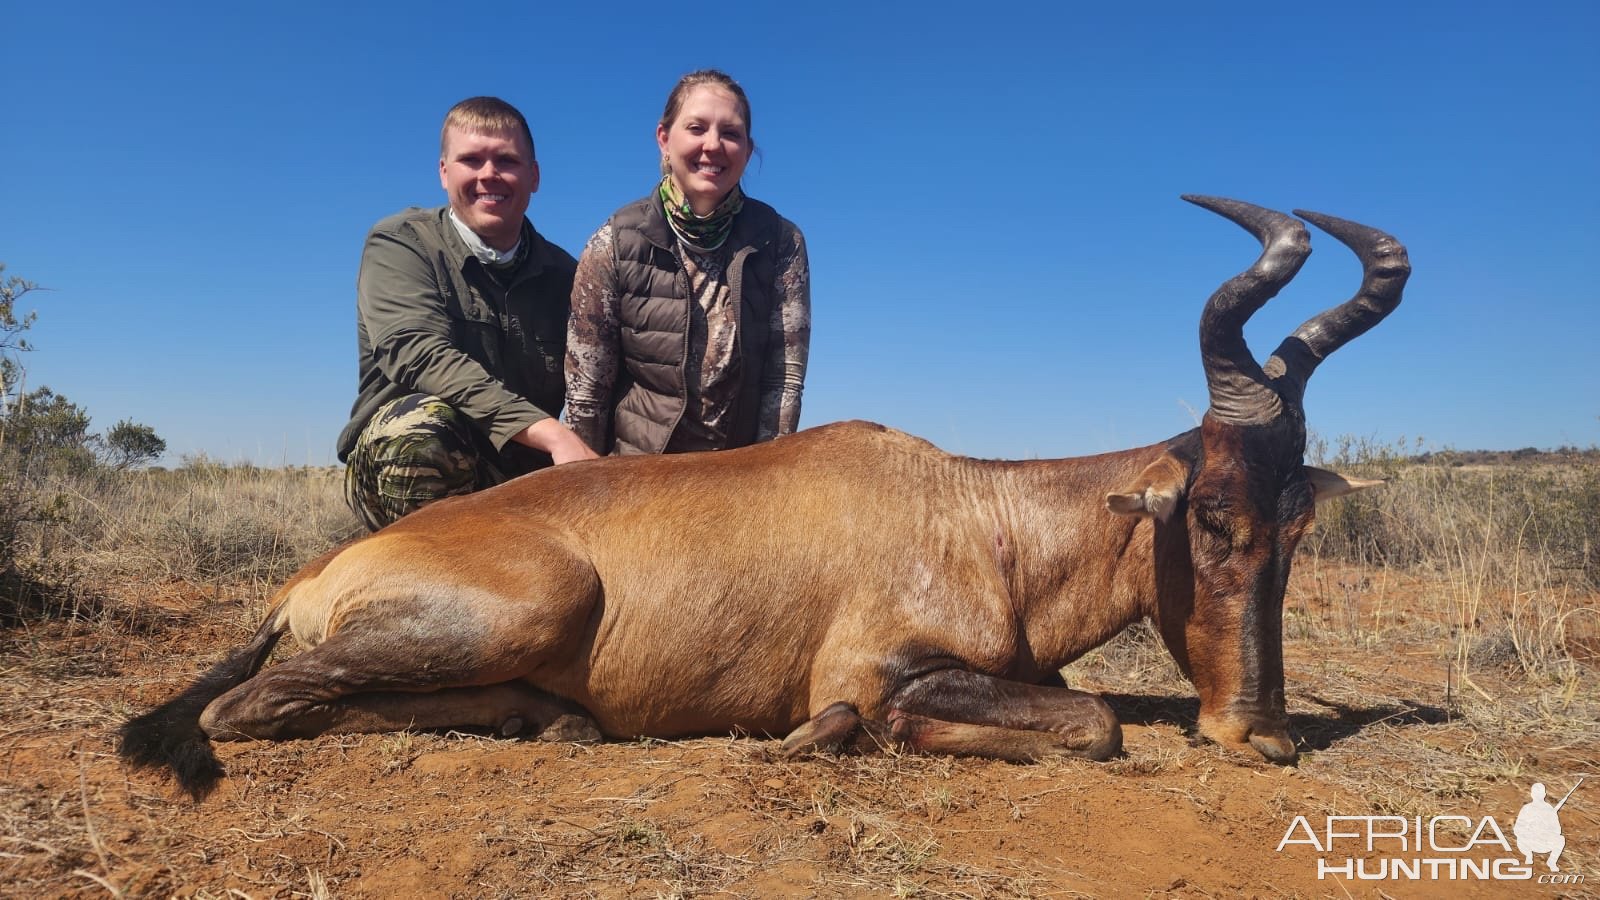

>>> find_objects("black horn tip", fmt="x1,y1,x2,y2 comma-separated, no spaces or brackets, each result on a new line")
1294,209,1396,246
1293,209,1409,266
1181,193,1239,213
1182,195,1303,243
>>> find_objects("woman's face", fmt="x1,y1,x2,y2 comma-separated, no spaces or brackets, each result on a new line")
657,86,751,216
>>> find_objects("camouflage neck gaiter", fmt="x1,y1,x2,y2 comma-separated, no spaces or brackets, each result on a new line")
659,175,744,253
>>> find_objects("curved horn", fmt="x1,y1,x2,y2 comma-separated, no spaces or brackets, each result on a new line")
1183,195,1311,425
1264,210,1410,403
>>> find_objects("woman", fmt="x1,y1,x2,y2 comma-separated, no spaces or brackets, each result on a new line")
565,69,811,455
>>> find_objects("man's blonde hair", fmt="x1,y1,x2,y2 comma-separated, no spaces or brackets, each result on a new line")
440,97,535,160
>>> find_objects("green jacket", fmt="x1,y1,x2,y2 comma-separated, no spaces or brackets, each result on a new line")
337,207,577,462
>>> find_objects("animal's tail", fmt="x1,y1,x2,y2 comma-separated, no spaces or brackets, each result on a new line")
117,607,287,801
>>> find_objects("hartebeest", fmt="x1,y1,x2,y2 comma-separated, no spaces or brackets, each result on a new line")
120,197,1409,800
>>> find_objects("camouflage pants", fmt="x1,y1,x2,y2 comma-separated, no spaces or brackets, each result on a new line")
343,394,544,531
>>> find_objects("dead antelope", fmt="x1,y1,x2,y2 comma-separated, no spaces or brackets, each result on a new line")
120,196,1409,800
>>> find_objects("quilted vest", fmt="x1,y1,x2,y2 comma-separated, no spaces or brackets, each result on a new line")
606,194,782,455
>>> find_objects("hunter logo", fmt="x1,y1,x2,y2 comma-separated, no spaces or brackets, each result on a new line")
1276,778,1585,885
1515,779,1581,872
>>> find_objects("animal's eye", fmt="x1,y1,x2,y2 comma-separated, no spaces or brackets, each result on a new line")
1193,499,1233,535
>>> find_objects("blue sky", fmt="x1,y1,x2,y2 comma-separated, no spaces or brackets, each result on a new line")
4,1,1596,465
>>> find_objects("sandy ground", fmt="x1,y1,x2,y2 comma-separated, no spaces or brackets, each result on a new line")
4,570,1598,898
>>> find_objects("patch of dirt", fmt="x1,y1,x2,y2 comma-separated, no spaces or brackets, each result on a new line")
3,573,1597,898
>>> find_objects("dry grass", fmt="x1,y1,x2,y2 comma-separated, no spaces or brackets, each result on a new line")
2,456,359,627
1,444,1598,896
1305,436,1600,679
49,459,360,589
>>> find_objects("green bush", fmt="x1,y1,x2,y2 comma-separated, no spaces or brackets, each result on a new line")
0,450,89,625
0,264,173,623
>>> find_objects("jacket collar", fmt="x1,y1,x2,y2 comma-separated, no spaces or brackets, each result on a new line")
436,207,547,278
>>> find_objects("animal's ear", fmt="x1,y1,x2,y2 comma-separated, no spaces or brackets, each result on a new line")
1107,453,1189,522
1305,465,1385,504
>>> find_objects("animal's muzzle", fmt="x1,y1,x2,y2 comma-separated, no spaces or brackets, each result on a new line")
1247,725,1298,765
1198,708,1297,764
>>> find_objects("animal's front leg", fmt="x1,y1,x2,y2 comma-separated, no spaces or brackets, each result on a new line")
884,669,1123,761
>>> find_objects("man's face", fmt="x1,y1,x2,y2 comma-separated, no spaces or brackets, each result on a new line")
439,125,538,252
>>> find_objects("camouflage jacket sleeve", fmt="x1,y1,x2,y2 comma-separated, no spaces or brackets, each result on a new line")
564,225,621,452
757,220,812,441
358,224,548,451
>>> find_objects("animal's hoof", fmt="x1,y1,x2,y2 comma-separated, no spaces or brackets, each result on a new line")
781,702,863,757
1248,730,1298,765
537,713,602,743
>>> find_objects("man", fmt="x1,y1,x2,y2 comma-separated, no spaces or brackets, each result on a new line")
339,97,596,531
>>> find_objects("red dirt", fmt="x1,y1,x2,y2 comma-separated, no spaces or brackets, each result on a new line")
3,575,1597,898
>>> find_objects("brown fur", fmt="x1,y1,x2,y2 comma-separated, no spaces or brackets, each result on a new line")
273,426,1166,733
195,422,1323,758
120,199,1408,798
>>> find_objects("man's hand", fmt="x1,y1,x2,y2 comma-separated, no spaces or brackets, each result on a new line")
515,418,600,465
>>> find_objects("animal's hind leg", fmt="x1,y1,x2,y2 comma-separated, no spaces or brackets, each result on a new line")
203,673,595,742
200,573,600,742
884,669,1122,761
